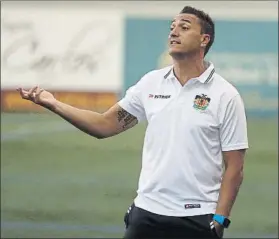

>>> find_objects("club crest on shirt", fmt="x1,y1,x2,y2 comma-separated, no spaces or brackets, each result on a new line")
193,94,211,111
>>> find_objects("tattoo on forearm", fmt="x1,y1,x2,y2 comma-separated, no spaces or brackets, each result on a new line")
117,108,137,129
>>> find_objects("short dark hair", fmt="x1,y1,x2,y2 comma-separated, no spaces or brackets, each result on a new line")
180,6,215,56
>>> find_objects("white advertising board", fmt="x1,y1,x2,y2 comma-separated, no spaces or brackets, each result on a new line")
1,4,124,91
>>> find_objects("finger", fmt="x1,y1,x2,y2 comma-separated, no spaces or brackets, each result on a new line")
27,86,36,94
35,86,42,93
28,86,39,100
18,88,30,99
33,86,40,94
28,86,38,96
19,88,29,95
36,88,45,96
17,87,24,93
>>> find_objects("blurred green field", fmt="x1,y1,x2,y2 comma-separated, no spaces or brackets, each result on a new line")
1,112,278,238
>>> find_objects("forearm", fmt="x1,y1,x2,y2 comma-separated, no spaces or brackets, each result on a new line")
17,86,138,138
215,168,244,217
48,100,113,139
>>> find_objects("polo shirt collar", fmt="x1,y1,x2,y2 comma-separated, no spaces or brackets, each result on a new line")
164,61,215,84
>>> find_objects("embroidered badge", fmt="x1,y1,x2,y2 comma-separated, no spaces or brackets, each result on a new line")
193,94,211,110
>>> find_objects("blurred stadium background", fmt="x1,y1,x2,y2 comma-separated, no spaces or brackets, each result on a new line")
1,1,278,238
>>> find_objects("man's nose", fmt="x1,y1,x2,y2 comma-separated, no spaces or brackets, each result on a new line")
170,28,179,38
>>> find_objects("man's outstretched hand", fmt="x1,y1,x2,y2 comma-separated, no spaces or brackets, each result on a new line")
17,86,56,109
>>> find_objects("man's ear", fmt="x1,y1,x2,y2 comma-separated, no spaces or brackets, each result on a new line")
201,34,210,48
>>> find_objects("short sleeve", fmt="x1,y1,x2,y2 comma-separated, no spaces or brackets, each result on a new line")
118,81,147,123
219,94,249,151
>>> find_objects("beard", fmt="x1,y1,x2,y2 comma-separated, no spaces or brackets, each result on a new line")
169,47,199,60
169,51,187,60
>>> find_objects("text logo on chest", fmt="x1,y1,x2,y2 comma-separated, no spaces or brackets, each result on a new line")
149,94,171,99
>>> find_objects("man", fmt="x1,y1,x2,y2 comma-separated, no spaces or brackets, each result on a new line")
17,6,248,239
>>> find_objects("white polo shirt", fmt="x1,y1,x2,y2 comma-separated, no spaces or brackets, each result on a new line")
118,62,249,217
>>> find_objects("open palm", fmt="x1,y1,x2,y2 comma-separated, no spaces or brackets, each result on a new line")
17,86,56,108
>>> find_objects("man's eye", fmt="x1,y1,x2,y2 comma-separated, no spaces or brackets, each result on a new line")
182,26,189,30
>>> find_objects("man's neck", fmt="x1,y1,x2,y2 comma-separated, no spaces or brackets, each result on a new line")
172,53,207,86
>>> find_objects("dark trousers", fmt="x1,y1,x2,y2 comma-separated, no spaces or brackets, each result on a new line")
124,204,220,239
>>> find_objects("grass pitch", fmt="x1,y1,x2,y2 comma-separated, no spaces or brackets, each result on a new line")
1,113,278,238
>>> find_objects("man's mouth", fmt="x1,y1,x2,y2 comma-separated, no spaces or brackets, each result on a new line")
170,40,181,45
